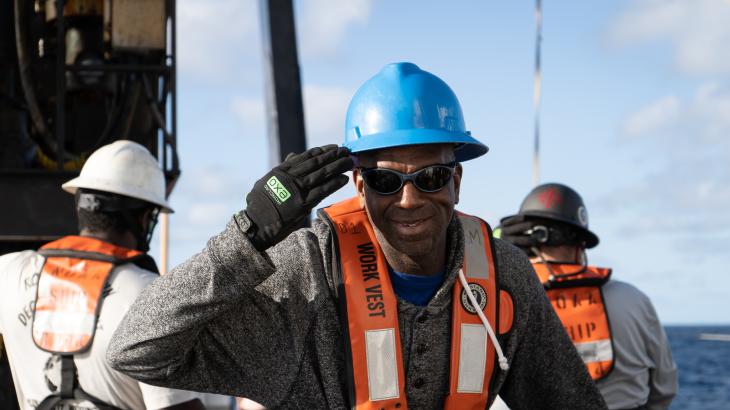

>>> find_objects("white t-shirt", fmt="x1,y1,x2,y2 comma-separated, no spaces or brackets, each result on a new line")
0,250,201,410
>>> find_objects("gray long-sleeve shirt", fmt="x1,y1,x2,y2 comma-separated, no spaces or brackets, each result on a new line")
597,280,678,410
108,213,606,409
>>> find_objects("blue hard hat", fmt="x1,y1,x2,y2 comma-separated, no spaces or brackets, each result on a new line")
343,62,488,162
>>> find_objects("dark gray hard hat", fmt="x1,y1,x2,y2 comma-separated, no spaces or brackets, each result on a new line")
508,183,599,248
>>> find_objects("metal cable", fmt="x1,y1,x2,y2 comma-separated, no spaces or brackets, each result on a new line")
532,0,543,186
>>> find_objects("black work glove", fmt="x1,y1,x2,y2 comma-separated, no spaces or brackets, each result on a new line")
495,215,541,249
242,145,353,251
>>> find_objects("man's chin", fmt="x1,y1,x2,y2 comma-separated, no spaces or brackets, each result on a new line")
390,236,434,259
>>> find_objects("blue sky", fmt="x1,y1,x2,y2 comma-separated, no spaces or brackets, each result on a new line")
149,0,730,324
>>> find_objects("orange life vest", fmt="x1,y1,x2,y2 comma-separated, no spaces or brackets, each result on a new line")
31,236,156,410
32,236,147,354
533,262,614,380
320,197,514,410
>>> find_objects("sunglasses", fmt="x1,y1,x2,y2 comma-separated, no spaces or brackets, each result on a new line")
359,162,457,195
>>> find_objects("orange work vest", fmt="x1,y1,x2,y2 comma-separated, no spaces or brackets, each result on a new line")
320,197,514,410
32,236,146,354
533,262,614,380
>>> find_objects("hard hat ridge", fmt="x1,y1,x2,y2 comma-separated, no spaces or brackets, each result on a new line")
343,62,488,162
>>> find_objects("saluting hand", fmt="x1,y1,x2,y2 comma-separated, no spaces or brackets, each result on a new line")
241,145,354,251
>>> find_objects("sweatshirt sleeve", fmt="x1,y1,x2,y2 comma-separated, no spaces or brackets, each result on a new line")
644,299,678,410
107,217,333,405
494,241,607,410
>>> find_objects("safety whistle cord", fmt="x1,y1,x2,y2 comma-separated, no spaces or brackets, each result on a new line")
458,269,509,371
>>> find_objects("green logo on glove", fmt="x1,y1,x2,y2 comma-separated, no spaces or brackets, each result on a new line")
265,176,292,204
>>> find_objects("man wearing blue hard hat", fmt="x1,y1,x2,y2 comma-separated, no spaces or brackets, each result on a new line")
109,63,606,409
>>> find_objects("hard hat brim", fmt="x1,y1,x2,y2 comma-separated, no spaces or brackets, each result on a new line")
343,129,488,162
62,177,174,213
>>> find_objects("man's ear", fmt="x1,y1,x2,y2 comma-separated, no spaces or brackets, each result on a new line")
453,163,463,204
353,168,366,209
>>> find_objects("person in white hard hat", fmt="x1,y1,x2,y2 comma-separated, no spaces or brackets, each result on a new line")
0,140,206,410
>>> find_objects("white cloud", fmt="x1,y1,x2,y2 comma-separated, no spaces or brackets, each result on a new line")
231,96,266,130
622,95,680,137
621,82,730,145
608,81,730,240
298,0,372,57
228,84,354,153
690,83,730,141
231,85,353,139
302,84,354,147
176,0,372,76
177,0,259,78
172,166,256,227
226,84,357,205
157,165,258,265
231,84,354,147
609,0,730,75
187,202,231,226
181,168,236,197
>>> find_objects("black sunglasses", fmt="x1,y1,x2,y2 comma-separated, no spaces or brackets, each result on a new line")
360,162,457,195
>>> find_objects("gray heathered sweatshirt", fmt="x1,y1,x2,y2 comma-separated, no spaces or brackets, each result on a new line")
107,212,607,410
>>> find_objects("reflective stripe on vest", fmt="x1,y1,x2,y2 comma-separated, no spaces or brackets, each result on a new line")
32,236,141,354
320,197,509,409
533,263,614,380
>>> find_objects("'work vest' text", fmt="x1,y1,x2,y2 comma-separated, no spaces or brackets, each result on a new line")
357,242,385,318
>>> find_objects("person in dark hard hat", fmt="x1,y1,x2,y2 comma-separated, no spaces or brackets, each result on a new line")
0,141,205,410
496,183,678,410
108,63,606,409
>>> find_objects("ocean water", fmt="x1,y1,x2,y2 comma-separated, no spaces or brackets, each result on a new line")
667,325,730,410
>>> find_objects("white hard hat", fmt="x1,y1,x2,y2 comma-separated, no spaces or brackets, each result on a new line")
62,140,173,213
